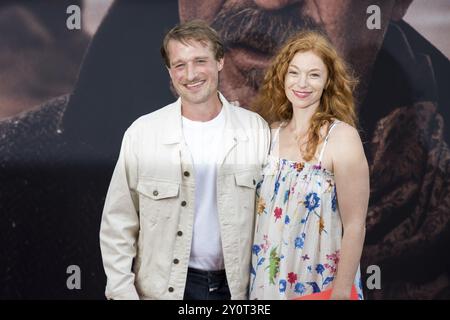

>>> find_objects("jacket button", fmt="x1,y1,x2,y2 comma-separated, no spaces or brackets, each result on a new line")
173,259,179,264
181,201,187,207
168,287,174,293
183,171,190,177
153,190,159,196
177,231,183,236
253,179,256,185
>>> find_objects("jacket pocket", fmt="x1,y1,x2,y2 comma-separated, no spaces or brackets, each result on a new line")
233,170,259,216
234,170,258,189
136,179,180,220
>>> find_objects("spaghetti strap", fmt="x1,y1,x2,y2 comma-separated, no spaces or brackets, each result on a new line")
317,120,340,164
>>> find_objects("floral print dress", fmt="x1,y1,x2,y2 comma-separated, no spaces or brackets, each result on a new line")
249,121,363,300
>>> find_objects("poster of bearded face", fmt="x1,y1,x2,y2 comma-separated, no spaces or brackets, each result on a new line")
0,0,449,299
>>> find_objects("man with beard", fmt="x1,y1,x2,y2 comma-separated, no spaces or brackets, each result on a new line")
0,0,449,299
177,0,450,299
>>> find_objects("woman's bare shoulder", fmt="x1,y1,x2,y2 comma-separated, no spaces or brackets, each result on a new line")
329,122,365,159
332,122,360,140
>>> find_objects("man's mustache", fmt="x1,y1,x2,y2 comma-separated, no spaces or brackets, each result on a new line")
211,4,323,55
182,79,204,85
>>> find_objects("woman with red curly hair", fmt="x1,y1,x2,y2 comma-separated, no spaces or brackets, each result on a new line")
250,31,369,300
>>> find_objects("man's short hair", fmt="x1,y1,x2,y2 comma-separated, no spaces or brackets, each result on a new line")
161,20,224,67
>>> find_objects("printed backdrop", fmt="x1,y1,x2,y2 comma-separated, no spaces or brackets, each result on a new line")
0,0,449,299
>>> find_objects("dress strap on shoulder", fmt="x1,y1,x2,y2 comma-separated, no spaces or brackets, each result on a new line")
318,120,340,164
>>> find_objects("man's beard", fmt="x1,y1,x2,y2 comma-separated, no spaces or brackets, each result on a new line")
211,3,325,91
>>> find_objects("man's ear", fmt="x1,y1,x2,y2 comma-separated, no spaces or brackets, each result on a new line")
217,58,224,72
391,0,413,21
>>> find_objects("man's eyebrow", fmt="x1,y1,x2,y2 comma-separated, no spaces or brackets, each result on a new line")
171,59,185,66
171,56,210,66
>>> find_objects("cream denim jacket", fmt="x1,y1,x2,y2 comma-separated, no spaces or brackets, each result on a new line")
100,93,270,300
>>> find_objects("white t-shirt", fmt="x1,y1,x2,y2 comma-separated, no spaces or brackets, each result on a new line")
182,107,226,271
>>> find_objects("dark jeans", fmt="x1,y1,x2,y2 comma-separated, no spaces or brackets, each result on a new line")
183,267,231,300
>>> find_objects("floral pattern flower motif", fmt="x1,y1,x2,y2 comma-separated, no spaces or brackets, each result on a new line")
284,189,290,204
322,276,334,288
274,180,280,196
319,216,326,234
304,192,320,212
252,245,261,256
274,207,282,222
261,235,270,254
307,281,321,293
291,162,305,172
257,197,266,215
287,272,297,287
294,282,306,294
279,279,287,293
331,188,337,212
284,215,290,225
324,263,337,274
315,264,325,275
266,247,281,285
325,179,334,193
294,236,304,249
326,251,340,264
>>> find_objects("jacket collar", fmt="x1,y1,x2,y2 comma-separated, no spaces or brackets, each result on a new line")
162,92,248,145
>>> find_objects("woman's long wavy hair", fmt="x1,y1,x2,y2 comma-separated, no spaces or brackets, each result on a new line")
253,31,358,162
